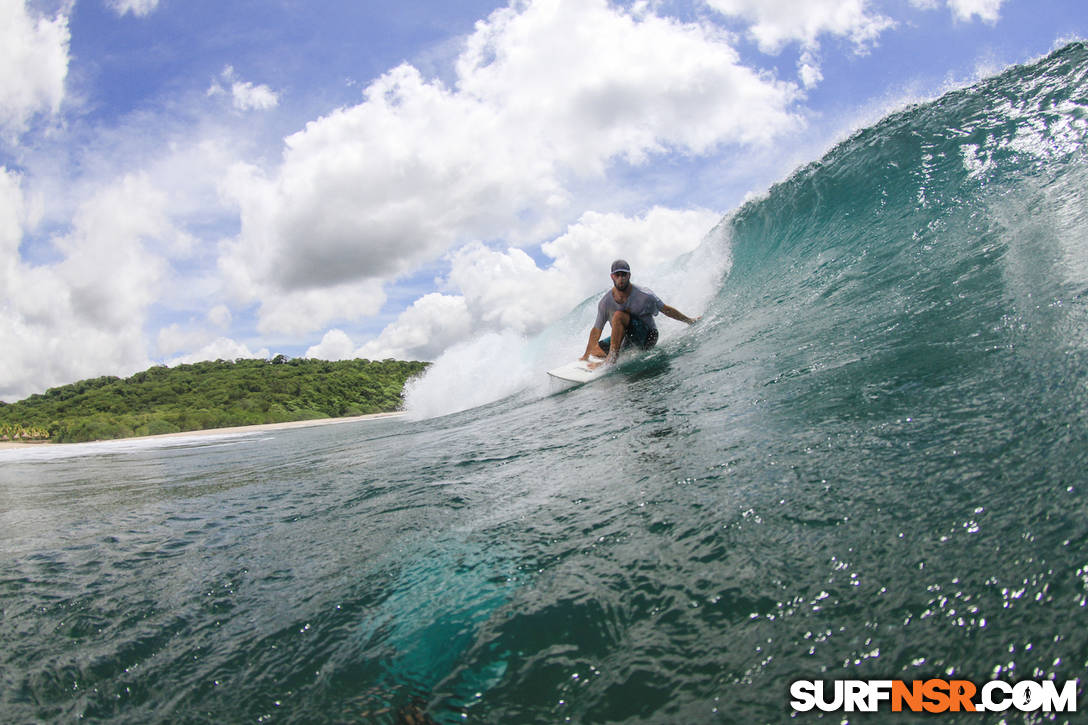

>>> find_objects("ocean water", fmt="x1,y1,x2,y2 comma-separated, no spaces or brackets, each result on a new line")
3,43,1088,724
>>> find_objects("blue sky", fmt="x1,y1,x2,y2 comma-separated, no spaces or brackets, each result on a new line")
1,0,1086,400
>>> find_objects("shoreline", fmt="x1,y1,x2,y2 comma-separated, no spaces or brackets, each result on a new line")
0,411,406,450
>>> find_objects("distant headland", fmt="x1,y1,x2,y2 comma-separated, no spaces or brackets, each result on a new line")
0,357,428,445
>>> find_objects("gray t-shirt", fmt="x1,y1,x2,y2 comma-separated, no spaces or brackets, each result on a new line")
594,284,665,331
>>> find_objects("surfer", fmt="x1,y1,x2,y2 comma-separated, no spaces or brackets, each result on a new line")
581,259,699,368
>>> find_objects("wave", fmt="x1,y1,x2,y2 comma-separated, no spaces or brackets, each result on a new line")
408,42,1088,424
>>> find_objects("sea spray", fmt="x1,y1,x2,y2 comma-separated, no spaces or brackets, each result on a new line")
403,330,537,419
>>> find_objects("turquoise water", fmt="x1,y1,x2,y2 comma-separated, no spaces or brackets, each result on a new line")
3,43,1088,724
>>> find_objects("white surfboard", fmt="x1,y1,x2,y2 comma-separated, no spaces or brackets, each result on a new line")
547,356,608,384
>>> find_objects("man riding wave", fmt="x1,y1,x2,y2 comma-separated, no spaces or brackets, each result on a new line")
581,259,699,368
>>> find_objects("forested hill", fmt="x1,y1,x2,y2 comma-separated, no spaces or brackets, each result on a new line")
0,357,428,444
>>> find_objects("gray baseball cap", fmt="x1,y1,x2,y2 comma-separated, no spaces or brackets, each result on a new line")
610,259,631,274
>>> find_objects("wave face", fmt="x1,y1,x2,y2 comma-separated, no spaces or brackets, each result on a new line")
2,44,1087,724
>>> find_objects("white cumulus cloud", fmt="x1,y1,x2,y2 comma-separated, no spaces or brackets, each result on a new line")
218,0,800,338
165,337,271,367
704,0,895,87
705,0,895,53
207,304,232,329
354,293,474,362
305,329,358,361
908,0,1006,23
253,280,387,337
230,80,279,111
946,0,1006,23
208,66,281,111
0,170,178,400
0,0,70,138
106,0,161,18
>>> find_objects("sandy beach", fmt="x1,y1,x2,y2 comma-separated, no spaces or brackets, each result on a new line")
0,411,406,451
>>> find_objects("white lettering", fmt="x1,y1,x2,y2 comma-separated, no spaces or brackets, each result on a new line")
844,680,868,711
817,680,844,711
868,680,894,711
1013,680,1044,710
1040,679,1077,712
981,681,1013,711
790,681,817,712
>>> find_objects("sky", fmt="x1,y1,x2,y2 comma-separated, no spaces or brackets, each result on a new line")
1,0,1086,401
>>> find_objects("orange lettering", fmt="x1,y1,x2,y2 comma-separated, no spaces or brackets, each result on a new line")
892,680,924,712
949,680,976,712
922,679,950,713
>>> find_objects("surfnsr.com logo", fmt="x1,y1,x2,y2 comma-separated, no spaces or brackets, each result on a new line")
790,679,1078,714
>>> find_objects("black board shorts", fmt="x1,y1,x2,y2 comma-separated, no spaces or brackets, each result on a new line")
599,316,659,354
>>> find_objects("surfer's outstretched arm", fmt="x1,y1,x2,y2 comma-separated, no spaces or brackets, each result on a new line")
661,305,700,325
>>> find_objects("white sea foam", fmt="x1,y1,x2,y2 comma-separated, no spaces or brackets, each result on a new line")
402,330,538,420
0,431,254,462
